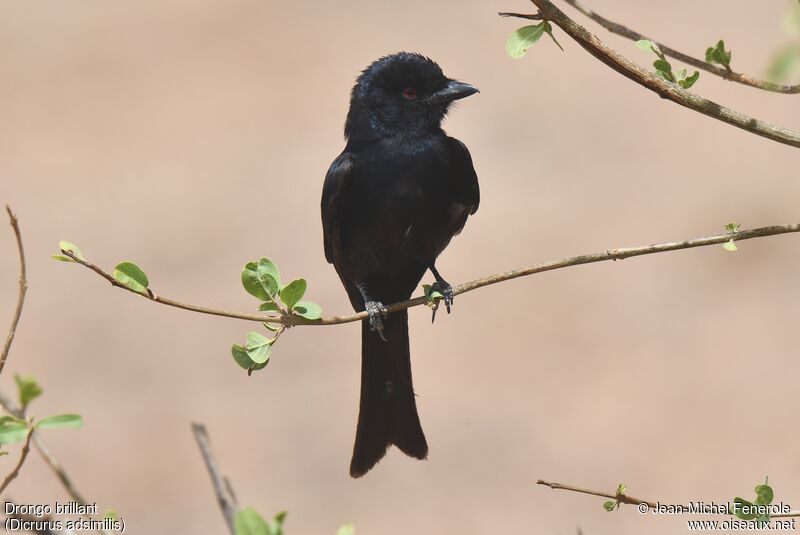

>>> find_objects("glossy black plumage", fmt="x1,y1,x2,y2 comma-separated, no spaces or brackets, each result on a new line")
321,52,479,477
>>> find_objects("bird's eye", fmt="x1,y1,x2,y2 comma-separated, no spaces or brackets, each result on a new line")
402,87,418,100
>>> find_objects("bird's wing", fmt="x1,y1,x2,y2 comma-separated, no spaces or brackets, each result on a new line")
321,152,355,264
446,137,480,215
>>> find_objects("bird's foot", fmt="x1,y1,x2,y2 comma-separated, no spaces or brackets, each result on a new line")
431,281,453,313
429,281,453,324
365,300,388,341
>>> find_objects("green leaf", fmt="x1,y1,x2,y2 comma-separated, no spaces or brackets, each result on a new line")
723,239,738,252
755,483,774,505
725,222,741,233
259,302,279,312
36,413,83,430
507,23,548,59
678,71,700,89
653,59,674,78
734,497,758,520
616,483,627,495
706,40,732,67
293,301,322,320
113,262,150,293
0,416,25,426
235,507,272,535
232,344,255,370
336,525,356,535
423,284,444,303
245,332,272,364
15,374,43,410
242,259,281,300
635,39,655,52
279,279,307,310
250,360,268,373
0,422,29,444
54,241,85,262
603,500,617,512
271,511,287,535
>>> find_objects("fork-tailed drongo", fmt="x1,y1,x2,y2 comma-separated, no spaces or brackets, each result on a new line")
321,52,480,477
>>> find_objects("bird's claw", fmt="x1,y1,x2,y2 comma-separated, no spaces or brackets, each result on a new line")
365,300,388,341
431,281,453,314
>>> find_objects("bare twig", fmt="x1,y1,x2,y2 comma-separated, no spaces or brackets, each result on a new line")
537,479,800,518
0,427,34,493
192,423,238,535
502,1,800,147
0,391,88,505
499,11,544,20
62,223,800,326
1,206,28,375
538,479,663,509
559,0,800,94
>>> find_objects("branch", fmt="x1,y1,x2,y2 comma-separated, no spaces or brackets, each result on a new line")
537,479,800,518
538,479,660,508
192,423,238,535
0,427,34,493
503,1,800,148
498,11,544,20
560,0,800,94
0,391,88,505
63,223,800,326
1,206,28,375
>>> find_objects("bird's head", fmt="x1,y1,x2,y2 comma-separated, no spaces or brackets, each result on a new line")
345,52,478,141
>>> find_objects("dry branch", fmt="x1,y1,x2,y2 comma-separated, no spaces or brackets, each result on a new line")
63,223,800,326
192,423,238,535
537,479,800,518
560,0,800,94
1,206,27,375
501,1,800,147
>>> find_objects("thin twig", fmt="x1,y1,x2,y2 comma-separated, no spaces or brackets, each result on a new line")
62,223,800,326
0,390,89,505
1,206,28,375
0,427,34,493
192,423,238,535
537,479,800,518
498,11,544,20
559,0,800,94
538,479,661,508
504,1,800,147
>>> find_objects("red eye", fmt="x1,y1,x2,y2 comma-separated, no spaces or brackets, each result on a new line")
402,87,417,100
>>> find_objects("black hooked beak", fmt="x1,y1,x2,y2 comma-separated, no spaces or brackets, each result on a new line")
426,80,479,105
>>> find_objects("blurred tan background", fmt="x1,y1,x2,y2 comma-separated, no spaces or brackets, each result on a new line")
1,0,799,533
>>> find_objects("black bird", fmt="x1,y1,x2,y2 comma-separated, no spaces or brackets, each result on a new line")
321,52,480,477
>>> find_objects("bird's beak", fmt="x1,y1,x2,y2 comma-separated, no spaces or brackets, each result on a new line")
427,80,479,104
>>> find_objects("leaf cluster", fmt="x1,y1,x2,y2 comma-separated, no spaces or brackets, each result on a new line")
0,375,82,450
233,257,322,375
733,477,774,526
635,40,700,89
602,483,628,512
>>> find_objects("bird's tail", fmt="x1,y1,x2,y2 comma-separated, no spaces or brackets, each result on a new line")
350,309,428,477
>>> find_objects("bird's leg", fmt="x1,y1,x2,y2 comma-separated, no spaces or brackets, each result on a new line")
429,265,454,315
358,284,388,342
